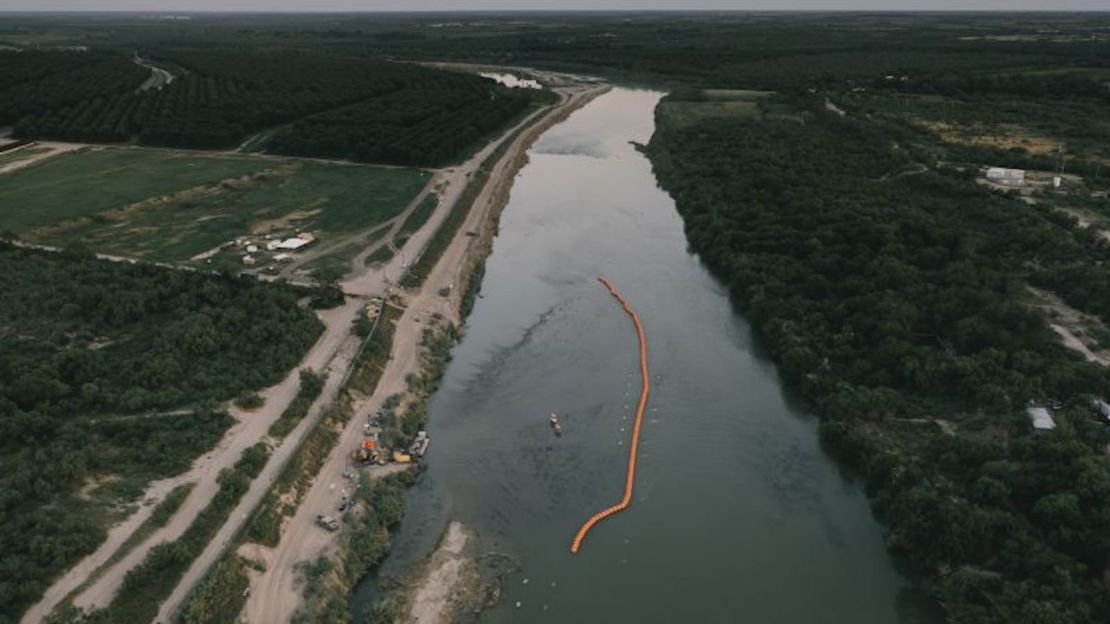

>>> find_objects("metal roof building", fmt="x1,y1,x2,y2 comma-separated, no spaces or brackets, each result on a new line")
1096,399,1110,422
1027,406,1056,431
274,237,311,251
986,167,1026,185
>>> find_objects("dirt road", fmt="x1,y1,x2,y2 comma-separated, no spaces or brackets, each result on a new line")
278,169,444,279
20,299,361,622
133,56,176,93
1027,286,1110,367
74,301,360,612
0,141,87,175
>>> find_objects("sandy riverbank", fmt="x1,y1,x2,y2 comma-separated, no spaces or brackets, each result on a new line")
404,522,479,624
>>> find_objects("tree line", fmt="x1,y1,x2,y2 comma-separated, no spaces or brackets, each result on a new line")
648,93,1110,623
12,48,542,164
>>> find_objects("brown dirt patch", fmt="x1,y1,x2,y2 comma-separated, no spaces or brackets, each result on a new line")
916,119,1059,154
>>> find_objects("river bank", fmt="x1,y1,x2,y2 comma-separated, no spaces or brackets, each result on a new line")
352,80,614,624
215,78,610,624
403,522,479,624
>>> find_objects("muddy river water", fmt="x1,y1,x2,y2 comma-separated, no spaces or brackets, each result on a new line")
352,88,937,623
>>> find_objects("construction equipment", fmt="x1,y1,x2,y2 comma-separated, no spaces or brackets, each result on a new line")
409,431,430,458
316,514,339,532
355,438,382,464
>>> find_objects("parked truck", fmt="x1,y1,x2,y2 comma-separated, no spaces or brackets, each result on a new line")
316,514,339,532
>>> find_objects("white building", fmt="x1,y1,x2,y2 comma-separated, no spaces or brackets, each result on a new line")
274,237,311,251
986,167,1026,186
1027,406,1056,431
1095,399,1110,422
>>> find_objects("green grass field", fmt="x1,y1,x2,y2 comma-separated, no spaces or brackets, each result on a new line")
0,148,270,233
302,223,392,279
0,148,428,261
659,100,762,129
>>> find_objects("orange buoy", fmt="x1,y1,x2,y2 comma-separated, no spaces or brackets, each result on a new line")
570,277,651,554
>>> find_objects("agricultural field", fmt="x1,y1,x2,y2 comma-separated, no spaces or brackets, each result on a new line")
658,90,769,128
265,78,535,167
8,47,547,165
0,148,269,233
0,49,146,126
657,88,807,130
0,147,429,263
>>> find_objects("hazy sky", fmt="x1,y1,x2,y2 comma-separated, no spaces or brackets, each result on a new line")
2,0,1109,11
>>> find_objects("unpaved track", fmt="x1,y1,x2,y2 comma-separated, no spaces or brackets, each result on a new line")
21,300,359,623
279,169,444,279
0,141,87,175
147,297,369,623
238,82,608,624
133,56,176,93
68,301,360,613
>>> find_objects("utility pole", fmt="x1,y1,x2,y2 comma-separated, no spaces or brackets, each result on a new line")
1053,144,1066,190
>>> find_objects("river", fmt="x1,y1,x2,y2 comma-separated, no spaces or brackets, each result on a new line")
353,87,937,623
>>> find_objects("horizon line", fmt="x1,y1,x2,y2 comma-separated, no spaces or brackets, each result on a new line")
3,8,1110,14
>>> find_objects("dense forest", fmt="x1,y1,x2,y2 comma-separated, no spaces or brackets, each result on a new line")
7,48,542,166
649,92,1110,623
267,75,535,167
0,50,147,126
272,13,1110,92
0,244,321,623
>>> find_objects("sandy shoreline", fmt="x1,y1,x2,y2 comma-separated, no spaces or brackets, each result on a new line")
404,522,478,624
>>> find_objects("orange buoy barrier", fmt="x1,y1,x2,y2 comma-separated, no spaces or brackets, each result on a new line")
570,276,651,554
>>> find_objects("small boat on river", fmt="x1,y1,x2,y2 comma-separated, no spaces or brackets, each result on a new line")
549,412,562,436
